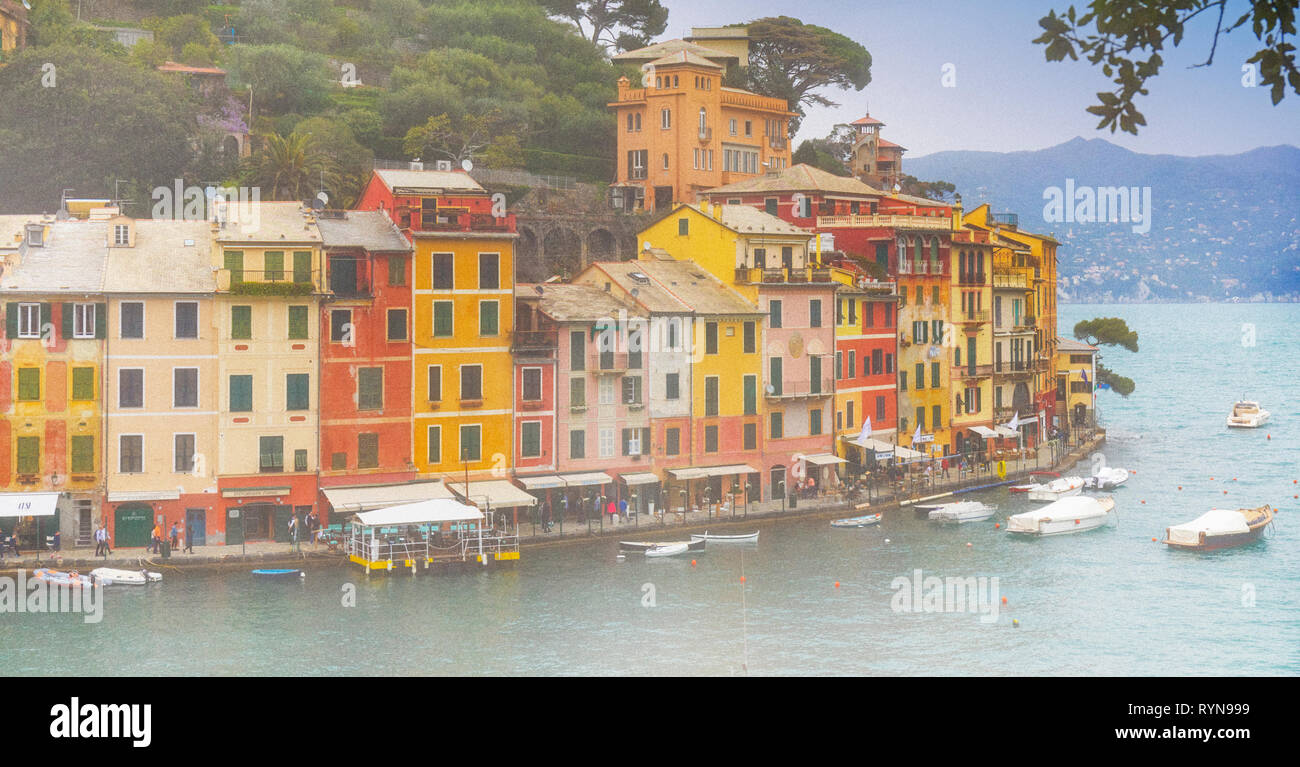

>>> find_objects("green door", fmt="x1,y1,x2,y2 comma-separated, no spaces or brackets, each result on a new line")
225,507,244,545
114,504,153,548
273,505,293,542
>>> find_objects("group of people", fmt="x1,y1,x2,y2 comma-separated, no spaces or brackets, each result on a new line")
285,510,322,547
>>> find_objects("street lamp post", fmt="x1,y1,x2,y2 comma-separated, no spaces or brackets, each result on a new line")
778,480,786,514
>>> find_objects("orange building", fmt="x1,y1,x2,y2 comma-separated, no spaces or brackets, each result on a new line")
607,48,794,212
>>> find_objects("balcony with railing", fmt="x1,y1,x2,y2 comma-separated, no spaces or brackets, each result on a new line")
993,272,1028,289
588,352,643,374
953,364,994,380
734,266,835,285
217,269,320,295
769,135,787,150
817,213,952,231
896,260,947,277
720,88,791,113
956,309,990,324
994,360,1036,378
511,330,557,356
957,270,987,286
415,211,517,234
699,126,713,142
765,379,835,400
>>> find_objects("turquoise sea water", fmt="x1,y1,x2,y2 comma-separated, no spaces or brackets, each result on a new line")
3,304,1297,676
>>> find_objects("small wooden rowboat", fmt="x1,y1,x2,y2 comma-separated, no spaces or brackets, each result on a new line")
689,531,759,543
251,568,304,578
620,539,705,552
90,568,162,586
1164,505,1273,550
831,513,882,528
644,543,690,558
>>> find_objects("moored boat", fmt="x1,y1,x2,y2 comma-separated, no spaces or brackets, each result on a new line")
620,539,705,553
921,501,996,524
1007,496,1116,536
831,513,882,528
252,568,304,578
689,531,759,543
644,542,690,558
32,568,97,588
1163,505,1273,550
90,568,162,586
1226,400,1269,429
1085,467,1129,489
1027,476,1084,502
1010,471,1060,493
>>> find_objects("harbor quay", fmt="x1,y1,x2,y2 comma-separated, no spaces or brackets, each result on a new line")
0,431,1104,575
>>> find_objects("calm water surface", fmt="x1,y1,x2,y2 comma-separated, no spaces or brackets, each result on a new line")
4,304,1298,676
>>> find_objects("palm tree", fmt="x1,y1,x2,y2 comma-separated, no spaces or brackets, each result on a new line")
242,132,339,201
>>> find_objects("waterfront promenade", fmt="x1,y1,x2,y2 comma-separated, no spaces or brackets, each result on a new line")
1,431,1105,572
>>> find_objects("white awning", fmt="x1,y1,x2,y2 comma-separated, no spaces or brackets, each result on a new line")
802,453,847,466
850,438,925,460
449,480,538,507
669,467,707,480
323,481,453,513
620,472,660,486
969,426,1000,438
995,426,1019,438
0,492,60,518
703,464,757,477
560,472,614,487
516,475,565,490
353,499,483,527
108,490,182,503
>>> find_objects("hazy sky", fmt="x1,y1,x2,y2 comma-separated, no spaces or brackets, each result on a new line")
660,0,1300,157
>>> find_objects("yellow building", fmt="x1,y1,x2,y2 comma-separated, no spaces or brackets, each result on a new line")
0,0,28,56
102,218,221,547
212,201,323,542
949,228,995,453
0,217,105,546
896,225,954,454
1056,337,1098,434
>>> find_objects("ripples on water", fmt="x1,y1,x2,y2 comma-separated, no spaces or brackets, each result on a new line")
3,305,1297,676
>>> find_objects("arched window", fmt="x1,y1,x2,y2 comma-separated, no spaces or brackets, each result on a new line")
699,107,706,131
897,237,907,270
662,153,670,170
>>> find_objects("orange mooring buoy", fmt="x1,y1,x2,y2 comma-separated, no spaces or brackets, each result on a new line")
690,559,697,567
1001,596,1008,604
1152,537,1157,542
740,575,746,583
834,581,840,589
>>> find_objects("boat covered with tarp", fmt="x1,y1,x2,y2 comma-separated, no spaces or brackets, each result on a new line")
1007,496,1115,536
1164,505,1273,550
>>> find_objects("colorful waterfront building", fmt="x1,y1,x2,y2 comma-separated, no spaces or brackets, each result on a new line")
828,268,899,469
0,217,106,546
964,204,1061,437
354,167,517,481
510,286,559,478
606,49,794,212
315,210,416,521
987,225,1040,444
212,201,324,543
102,219,221,548
1056,337,1098,435
893,215,956,455
948,226,996,455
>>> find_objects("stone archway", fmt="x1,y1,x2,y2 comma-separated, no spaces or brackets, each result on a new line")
516,225,541,282
541,226,584,280
587,228,616,263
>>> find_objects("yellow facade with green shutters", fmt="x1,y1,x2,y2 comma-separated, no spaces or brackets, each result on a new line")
411,232,516,479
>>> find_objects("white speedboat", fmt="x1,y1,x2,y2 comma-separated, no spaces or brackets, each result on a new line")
1084,467,1129,489
91,567,162,586
921,501,996,524
1226,400,1269,428
831,513,882,528
1026,476,1084,502
1007,496,1116,536
644,542,690,558
689,531,759,543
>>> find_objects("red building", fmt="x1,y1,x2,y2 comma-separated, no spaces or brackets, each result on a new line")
510,286,558,476
315,210,416,521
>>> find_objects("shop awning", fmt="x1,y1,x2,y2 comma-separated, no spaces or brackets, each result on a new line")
668,467,707,480
995,426,1019,438
353,499,483,527
850,438,925,460
323,481,452,513
703,464,757,477
449,480,538,507
516,475,565,490
802,453,847,466
969,426,1000,438
0,492,60,518
620,472,660,486
560,472,614,487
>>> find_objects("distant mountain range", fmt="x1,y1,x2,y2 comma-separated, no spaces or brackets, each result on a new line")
906,138,1300,302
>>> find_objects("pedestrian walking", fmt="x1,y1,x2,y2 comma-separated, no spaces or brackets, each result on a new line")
287,514,299,548
94,523,111,558
169,522,180,550
618,497,628,522
308,510,320,546
184,521,194,554
150,522,163,554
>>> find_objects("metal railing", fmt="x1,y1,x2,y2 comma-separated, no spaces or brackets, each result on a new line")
817,213,952,231
765,379,835,399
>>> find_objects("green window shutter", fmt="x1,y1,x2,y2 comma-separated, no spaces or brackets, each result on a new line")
388,256,405,286
460,425,481,462
40,303,52,332
357,433,379,468
258,436,284,472
433,302,453,337
94,303,107,339
16,436,39,474
264,251,284,281
293,251,311,283
231,306,252,339
427,427,441,465
72,367,95,400
71,435,94,474
286,373,309,410
4,303,16,338
224,250,243,284
230,375,253,412
358,368,383,410
288,305,308,339
61,303,73,340
17,367,40,400
479,301,498,337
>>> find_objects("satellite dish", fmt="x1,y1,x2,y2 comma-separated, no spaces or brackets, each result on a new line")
764,384,775,395
461,159,474,172
317,191,329,205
